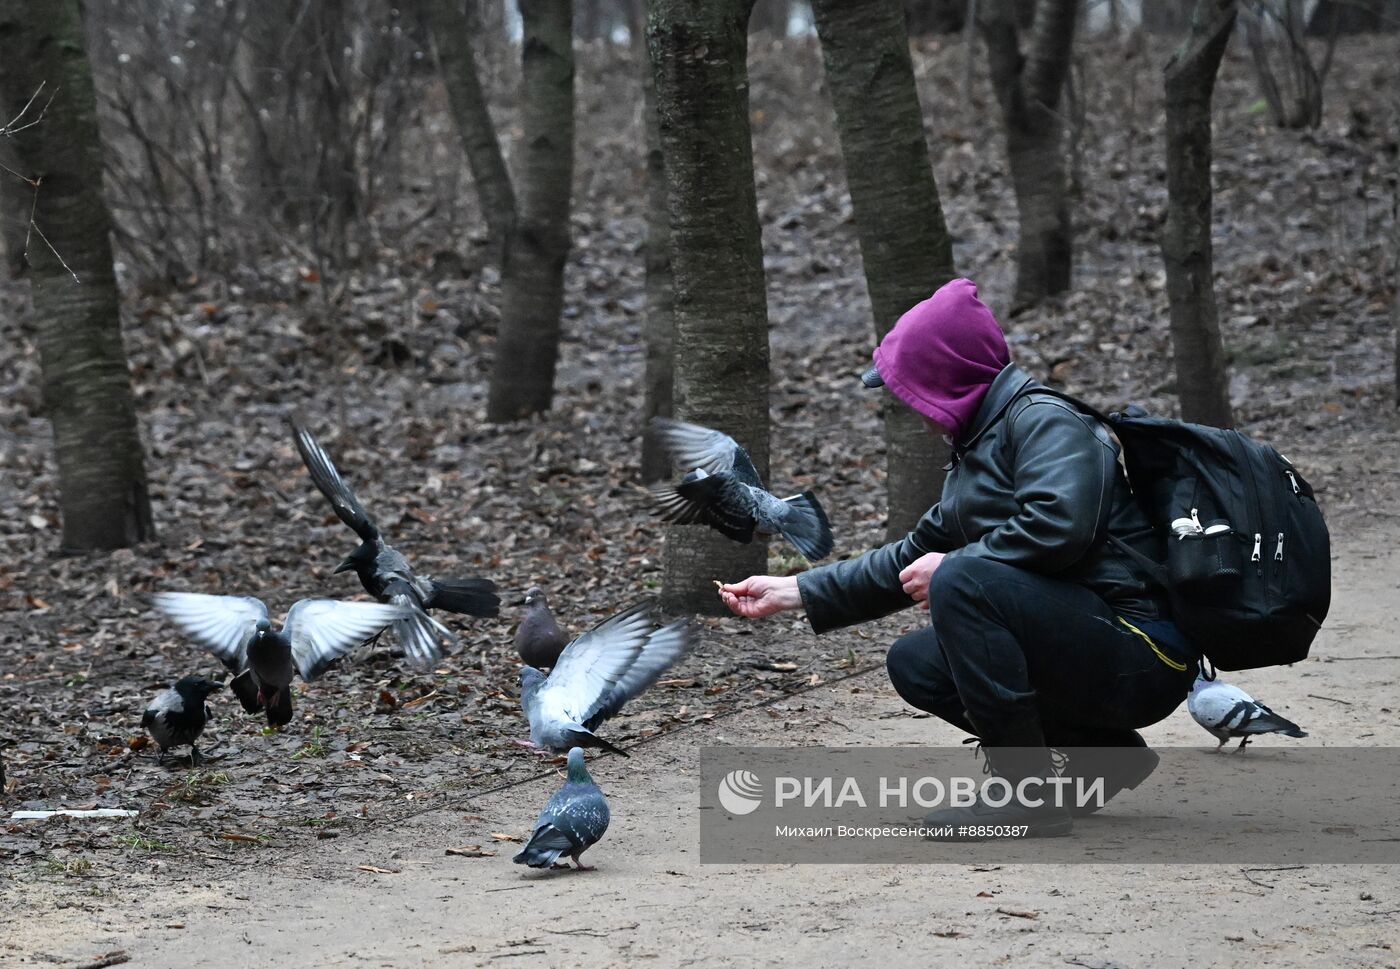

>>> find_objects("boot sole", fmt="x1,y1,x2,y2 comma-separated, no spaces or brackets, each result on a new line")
1070,748,1161,818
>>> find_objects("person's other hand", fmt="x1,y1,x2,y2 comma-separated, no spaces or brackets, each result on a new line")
899,552,946,610
718,575,801,619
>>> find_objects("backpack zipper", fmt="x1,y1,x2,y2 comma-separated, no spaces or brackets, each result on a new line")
1274,532,1284,561
1285,470,1299,494
1251,533,1262,562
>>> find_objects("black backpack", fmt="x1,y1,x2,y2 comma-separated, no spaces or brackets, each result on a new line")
1017,388,1331,671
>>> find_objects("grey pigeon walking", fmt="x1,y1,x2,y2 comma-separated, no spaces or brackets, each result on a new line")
293,421,500,669
154,592,407,728
647,418,834,562
142,675,223,765
514,586,569,669
1187,673,1308,750
513,747,611,871
519,601,695,757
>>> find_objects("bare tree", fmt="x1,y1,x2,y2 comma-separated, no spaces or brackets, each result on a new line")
812,0,956,537
904,0,967,34
1241,0,1339,130
0,1,155,551
648,0,770,614
426,0,518,249
639,31,676,483
978,0,1080,311
486,0,576,422
1162,0,1236,427
430,0,577,422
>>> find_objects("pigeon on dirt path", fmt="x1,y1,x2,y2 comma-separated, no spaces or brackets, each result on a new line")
514,586,569,669
513,747,611,871
154,592,407,728
142,675,223,765
292,421,500,669
647,418,833,562
1187,673,1308,751
518,601,695,757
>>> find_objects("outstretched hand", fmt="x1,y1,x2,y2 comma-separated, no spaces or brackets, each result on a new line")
898,552,946,610
718,575,802,619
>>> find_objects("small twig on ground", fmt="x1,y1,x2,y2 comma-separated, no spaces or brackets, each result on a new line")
1307,693,1353,705
1240,869,1276,889
70,952,130,969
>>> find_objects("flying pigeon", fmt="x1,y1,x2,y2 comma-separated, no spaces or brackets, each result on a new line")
153,592,408,727
513,747,611,871
1187,673,1308,750
142,675,223,765
647,418,833,562
514,586,569,669
292,421,500,669
518,601,695,757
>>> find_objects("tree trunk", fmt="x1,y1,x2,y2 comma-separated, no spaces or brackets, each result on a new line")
426,0,518,249
1142,0,1194,34
648,0,770,614
639,31,676,483
307,0,357,263
979,0,1079,311
486,0,576,422
0,0,155,551
904,0,967,34
1162,0,1236,428
811,0,955,538
749,0,791,36
1307,0,1386,34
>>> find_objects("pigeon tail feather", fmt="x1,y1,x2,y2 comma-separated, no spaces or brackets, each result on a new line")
426,577,501,617
564,728,630,759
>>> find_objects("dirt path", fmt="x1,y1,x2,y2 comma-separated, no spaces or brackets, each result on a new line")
5,531,1399,969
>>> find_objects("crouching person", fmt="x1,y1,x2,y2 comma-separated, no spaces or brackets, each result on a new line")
719,279,1197,838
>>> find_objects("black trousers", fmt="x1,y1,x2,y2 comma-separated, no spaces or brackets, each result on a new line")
885,556,1197,747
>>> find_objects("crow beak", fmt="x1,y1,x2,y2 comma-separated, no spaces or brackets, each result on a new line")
517,597,530,607
333,559,355,575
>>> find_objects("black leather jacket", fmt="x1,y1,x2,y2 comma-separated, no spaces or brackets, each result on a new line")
797,364,1165,633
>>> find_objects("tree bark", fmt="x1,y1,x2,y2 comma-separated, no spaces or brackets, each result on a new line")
1307,0,1388,34
1162,0,1236,428
1142,0,1194,34
426,0,519,249
0,0,155,551
639,30,676,483
979,0,1079,311
811,0,955,538
648,0,770,614
904,0,967,35
486,0,576,422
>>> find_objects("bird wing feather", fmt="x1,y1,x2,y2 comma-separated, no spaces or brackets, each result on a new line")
153,592,267,673
536,603,655,726
282,598,408,681
292,422,380,542
650,418,750,478
585,619,695,729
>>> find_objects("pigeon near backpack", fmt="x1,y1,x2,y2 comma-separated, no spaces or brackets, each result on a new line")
1015,388,1331,671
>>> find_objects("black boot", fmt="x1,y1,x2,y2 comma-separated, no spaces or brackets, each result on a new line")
923,738,1073,840
1047,729,1159,818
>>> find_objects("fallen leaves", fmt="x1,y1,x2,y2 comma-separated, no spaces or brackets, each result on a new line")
445,845,497,858
356,864,400,874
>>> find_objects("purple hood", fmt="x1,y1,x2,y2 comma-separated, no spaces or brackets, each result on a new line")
871,278,1010,440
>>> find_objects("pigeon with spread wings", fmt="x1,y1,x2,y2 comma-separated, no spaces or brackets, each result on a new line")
153,592,407,727
292,421,500,669
647,418,833,562
518,602,695,757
